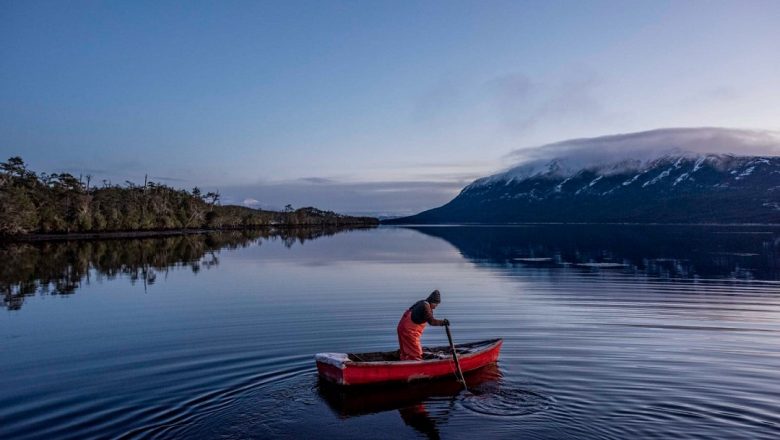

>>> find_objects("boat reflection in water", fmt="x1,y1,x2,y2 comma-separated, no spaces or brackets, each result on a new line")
318,364,502,440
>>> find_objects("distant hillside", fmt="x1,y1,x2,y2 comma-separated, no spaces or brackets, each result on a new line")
0,157,378,236
387,154,780,224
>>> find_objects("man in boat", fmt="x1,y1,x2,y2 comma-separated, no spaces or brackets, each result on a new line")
397,290,449,361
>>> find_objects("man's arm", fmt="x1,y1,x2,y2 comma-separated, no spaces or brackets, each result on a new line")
424,303,449,326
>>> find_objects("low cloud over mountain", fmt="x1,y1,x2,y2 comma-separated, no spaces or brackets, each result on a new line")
505,127,780,178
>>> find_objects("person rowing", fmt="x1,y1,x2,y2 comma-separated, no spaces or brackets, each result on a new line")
397,290,450,361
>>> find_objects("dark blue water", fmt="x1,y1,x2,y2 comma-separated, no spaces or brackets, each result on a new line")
1,225,779,439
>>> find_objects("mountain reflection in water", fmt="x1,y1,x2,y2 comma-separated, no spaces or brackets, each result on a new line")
408,224,780,280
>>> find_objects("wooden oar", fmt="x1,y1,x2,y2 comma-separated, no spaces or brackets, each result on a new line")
445,324,468,390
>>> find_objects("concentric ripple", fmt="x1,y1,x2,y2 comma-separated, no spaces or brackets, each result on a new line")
461,385,555,417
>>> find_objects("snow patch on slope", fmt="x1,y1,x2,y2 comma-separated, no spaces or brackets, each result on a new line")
735,166,755,180
693,157,707,172
555,177,572,192
643,168,672,188
623,174,641,186
673,172,690,186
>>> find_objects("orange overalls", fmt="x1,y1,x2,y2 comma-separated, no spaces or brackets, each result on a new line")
397,309,426,360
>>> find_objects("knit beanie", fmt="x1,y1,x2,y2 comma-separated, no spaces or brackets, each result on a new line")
427,290,441,304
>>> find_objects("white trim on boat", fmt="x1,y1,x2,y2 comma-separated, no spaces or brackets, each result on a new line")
315,352,349,368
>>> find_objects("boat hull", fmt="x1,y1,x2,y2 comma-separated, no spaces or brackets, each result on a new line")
316,339,502,386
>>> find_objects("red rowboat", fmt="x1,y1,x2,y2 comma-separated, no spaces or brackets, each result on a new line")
315,338,503,386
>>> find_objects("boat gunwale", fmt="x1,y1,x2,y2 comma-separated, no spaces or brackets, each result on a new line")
342,338,502,367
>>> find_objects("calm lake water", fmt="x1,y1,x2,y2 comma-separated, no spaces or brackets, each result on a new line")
1,225,779,439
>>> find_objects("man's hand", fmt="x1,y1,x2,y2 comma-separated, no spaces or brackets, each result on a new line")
441,319,450,326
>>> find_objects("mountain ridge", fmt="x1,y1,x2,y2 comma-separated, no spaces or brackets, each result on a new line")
387,153,780,224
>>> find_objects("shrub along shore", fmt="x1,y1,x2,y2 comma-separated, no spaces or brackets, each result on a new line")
0,157,378,238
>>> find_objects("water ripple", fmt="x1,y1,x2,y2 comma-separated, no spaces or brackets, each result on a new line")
461,385,555,417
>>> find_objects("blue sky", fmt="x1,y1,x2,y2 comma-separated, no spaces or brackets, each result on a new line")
2,1,779,215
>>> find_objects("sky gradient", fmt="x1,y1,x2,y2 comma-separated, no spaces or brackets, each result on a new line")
2,1,779,215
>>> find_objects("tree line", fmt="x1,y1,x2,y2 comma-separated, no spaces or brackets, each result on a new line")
0,157,378,236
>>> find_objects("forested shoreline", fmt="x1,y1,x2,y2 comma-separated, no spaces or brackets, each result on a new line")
0,157,378,237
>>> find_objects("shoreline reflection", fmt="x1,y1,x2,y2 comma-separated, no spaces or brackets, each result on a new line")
1,226,371,310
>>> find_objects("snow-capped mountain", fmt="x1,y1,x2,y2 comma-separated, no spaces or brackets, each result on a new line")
388,154,780,224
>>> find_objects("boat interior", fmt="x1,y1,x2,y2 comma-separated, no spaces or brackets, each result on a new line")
347,339,500,362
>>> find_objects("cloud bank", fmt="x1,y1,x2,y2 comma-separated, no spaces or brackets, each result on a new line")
502,127,780,177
